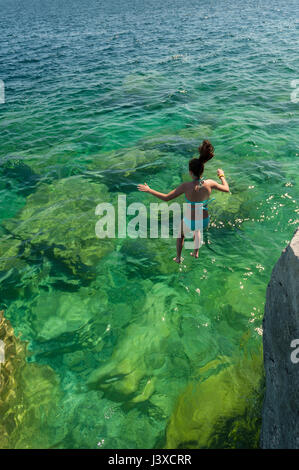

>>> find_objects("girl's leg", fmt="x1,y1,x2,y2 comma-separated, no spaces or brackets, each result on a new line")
190,230,200,258
173,220,184,263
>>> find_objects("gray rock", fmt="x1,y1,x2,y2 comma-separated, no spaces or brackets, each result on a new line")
261,227,299,448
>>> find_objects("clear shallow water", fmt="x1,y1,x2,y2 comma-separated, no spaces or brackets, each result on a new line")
0,0,298,449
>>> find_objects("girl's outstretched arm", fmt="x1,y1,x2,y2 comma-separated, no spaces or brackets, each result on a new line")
138,182,186,201
207,169,229,193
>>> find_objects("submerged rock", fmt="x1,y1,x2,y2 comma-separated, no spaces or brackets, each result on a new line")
30,287,108,341
3,176,114,278
139,124,213,153
165,352,264,449
0,236,24,273
87,283,187,402
261,227,299,449
0,310,63,448
0,156,40,194
88,148,165,177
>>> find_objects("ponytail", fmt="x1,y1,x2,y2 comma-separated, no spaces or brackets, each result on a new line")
189,140,215,182
198,139,214,163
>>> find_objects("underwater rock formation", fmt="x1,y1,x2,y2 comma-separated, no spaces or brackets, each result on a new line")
0,236,26,274
139,124,213,155
0,157,40,194
87,283,188,402
261,227,299,449
3,176,114,278
0,310,62,448
28,286,108,341
165,353,264,449
88,147,165,177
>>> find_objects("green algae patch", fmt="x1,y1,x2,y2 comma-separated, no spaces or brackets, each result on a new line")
0,236,24,273
165,352,264,449
3,176,115,278
0,310,63,449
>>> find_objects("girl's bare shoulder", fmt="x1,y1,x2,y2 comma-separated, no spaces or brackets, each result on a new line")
203,178,217,187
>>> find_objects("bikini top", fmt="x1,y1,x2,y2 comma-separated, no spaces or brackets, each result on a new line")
184,195,215,209
184,179,215,209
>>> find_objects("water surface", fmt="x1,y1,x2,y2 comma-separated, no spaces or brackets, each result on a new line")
0,0,298,449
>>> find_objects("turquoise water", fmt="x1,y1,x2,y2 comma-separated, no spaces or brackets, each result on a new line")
0,0,298,448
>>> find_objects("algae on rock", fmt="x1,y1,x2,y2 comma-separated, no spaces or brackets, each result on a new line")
3,176,115,278
0,310,63,448
87,283,188,402
0,236,24,273
165,352,264,449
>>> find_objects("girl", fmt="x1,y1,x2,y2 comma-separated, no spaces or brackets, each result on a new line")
138,140,229,263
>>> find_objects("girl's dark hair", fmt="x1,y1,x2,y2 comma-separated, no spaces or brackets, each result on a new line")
189,140,214,178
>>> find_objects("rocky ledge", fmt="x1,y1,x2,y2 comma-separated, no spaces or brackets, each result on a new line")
261,227,299,448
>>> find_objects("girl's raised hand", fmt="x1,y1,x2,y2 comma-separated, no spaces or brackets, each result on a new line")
137,182,150,192
217,168,225,177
